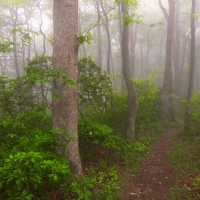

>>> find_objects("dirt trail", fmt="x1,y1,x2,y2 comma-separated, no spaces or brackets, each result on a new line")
125,129,177,200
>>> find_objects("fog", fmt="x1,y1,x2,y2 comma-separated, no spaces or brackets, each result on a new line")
0,0,199,94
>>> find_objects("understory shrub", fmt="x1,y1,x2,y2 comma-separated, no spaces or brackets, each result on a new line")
79,118,154,168
66,167,121,200
84,78,161,133
0,107,72,199
134,78,161,131
189,92,200,134
169,130,200,199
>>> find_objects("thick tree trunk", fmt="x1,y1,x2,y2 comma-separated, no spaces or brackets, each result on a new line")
53,0,83,176
184,0,196,131
158,0,175,124
121,1,138,141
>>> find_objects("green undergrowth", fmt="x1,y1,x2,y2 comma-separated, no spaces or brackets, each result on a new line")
169,93,200,200
0,56,165,199
169,132,200,200
78,115,165,199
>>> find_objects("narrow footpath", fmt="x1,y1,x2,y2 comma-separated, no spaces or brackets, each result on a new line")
125,129,177,200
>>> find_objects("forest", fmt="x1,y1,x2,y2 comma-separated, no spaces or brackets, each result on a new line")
0,0,200,199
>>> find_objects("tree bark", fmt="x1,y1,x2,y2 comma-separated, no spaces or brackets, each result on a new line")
174,2,180,98
37,0,46,55
94,0,102,66
99,0,111,74
118,4,125,94
129,23,137,78
10,7,20,77
184,0,196,131
53,0,83,176
158,0,175,124
121,1,138,141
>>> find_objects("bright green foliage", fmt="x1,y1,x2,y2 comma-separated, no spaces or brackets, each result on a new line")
78,56,113,113
0,108,72,199
134,78,161,131
0,151,70,199
193,177,200,189
77,33,93,45
79,118,113,145
79,117,154,167
65,167,120,200
0,70,73,198
0,39,13,53
87,167,121,200
11,28,39,45
115,0,138,7
69,177,94,200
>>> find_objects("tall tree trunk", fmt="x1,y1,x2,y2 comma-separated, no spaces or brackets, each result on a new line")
158,0,175,124
129,23,137,78
53,0,83,176
174,2,180,97
138,40,144,78
11,7,20,77
146,32,150,78
99,0,111,74
173,2,181,109
121,1,138,141
118,4,125,94
94,0,102,66
37,0,46,55
184,0,196,131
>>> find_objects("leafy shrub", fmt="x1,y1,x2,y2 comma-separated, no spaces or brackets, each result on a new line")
78,118,152,169
69,176,94,200
0,77,71,199
134,78,161,131
78,118,113,145
24,55,113,116
189,92,200,133
0,151,70,199
78,56,113,114
87,78,161,132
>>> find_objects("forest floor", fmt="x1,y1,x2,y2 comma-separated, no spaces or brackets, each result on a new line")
124,129,178,200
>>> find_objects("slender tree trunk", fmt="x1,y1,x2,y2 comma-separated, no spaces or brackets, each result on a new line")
118,4,125,93
184,0,196,131
138,40,144,78
37,0,46,55
158,0,175,124
174,2,180,96
173,2,181,109
121,1,138,141
53,0,83,176
94,0,102,66
11,7,20,77
99,0,111,74
129,23,137,78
